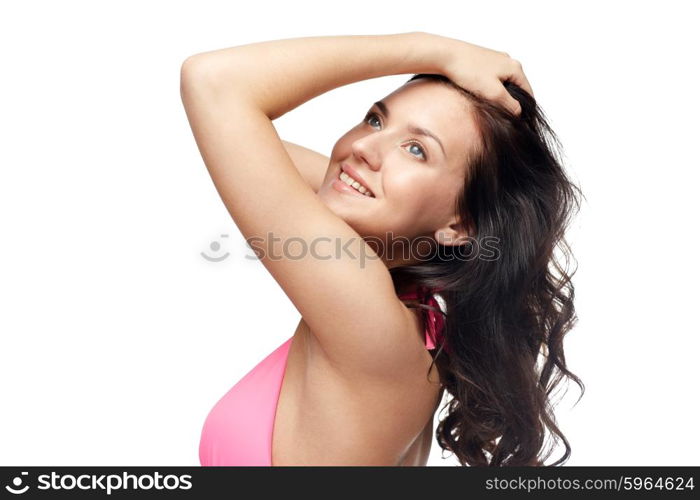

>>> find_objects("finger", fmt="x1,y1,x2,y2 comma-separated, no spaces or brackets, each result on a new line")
510,99,522,117
508,60,535,99
499,93,521,116
480,82,522,116
511,73,534,99
498,59,535,99
494,86,521,116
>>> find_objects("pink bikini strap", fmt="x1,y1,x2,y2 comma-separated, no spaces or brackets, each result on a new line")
398,288,445,350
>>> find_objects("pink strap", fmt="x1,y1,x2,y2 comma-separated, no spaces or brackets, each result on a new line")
399,288,445,350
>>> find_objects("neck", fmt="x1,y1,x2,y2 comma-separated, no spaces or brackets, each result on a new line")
363,236,438,270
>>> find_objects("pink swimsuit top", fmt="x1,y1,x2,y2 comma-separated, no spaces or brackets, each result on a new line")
198,289,445,466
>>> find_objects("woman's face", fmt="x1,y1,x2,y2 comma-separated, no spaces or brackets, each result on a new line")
317,79,480,253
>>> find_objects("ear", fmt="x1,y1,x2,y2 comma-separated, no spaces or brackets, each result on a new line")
434,216,471,246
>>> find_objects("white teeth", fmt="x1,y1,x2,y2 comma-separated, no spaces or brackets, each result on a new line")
339,171,374,197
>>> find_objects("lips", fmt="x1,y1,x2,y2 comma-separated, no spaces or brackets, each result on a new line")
341,163,375,197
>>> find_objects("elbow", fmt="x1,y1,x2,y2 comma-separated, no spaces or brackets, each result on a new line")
179,55,220,107
180,53,251,104
180,55,211,89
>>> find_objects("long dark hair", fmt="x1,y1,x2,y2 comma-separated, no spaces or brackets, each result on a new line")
392,73,584,466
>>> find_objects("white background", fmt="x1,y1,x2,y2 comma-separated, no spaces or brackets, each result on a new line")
1,0,698,466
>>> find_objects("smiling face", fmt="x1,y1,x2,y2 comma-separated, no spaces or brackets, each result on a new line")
317,78,480,266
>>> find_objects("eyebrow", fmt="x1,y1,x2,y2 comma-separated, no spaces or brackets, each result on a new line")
372,100,446,157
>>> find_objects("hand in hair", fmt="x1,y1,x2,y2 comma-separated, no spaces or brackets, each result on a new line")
424,32,534,116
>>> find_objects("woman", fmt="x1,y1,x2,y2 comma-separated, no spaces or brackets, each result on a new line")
181,32,583,466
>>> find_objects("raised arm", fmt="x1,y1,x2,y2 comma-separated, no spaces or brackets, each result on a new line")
181,32,446,120
179,33,451,380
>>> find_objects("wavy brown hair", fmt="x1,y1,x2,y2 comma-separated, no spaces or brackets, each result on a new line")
392,73,584,466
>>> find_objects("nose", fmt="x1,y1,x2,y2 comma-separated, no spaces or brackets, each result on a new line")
351,135,381,172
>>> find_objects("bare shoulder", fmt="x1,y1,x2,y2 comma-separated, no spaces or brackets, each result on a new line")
281,140,329,193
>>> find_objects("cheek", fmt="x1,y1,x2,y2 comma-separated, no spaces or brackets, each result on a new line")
386,174,434,209
390,176,462,232
385,170,419,195
383,177,437,229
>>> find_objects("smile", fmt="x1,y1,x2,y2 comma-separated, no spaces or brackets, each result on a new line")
337,170,374,197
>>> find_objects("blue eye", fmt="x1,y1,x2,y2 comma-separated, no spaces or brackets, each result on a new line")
364,111,381,129
406,143,427,160
363,111,428,161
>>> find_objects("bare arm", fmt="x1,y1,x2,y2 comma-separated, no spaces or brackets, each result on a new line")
281,140,329,193
180,33,451,379
182,32,447,120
